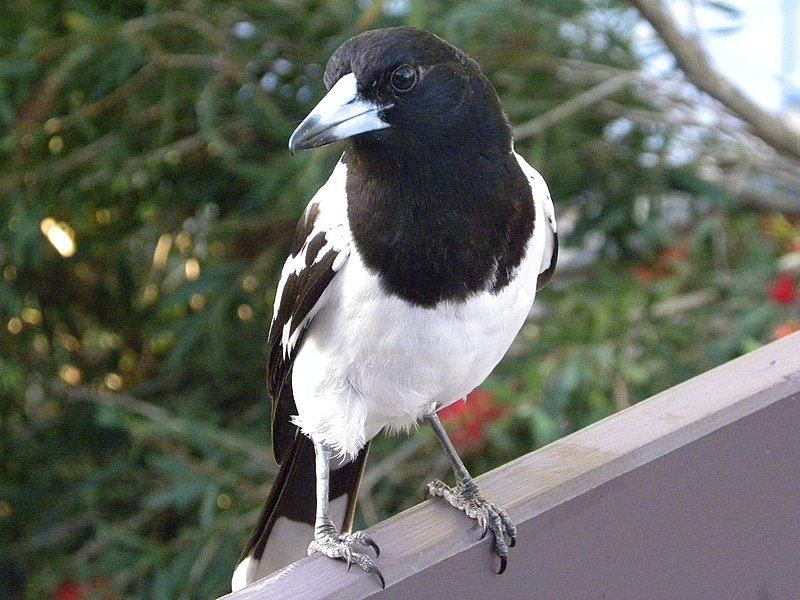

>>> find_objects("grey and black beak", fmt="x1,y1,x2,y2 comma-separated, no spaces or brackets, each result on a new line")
289,73,390,154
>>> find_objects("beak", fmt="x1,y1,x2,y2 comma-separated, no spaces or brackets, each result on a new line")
288,73,390,154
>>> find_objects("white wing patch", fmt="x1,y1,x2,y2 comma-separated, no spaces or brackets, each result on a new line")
514,151,557,276
270,159,352,360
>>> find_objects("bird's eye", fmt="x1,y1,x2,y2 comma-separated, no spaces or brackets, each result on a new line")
390,64,417,92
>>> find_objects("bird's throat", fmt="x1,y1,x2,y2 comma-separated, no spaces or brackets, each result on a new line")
343,148,534,308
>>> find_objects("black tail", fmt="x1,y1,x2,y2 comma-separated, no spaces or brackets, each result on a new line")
232,433,370,591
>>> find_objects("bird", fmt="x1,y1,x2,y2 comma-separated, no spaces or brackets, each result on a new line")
232,26,557,592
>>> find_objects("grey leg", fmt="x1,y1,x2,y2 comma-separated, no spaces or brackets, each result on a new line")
312,440,334,536
424,412,517,574
306,441,384,588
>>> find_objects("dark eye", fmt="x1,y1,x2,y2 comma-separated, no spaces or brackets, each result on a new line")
390,64,417,92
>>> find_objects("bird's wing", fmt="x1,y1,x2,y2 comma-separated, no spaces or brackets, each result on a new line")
514,151,558,290
267,160,351,462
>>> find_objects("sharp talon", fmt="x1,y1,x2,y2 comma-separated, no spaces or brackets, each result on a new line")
426,479,515,576
311,529,384,586
373,567,386,589
496,555,508,575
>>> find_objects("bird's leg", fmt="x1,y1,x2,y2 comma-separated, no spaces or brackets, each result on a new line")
307,441,384,588
424,412,517,574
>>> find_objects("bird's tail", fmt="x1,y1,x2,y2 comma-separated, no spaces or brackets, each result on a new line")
231,433,369,591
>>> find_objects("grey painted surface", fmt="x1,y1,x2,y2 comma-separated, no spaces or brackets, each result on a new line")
372,393,800,600
221,333,800,600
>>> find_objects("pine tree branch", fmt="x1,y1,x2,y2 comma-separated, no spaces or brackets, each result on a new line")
629,0,800,162
513,72,637,140
54,382,275,471
123,11,229,50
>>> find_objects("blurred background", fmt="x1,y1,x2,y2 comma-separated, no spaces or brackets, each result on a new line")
2,0,799,598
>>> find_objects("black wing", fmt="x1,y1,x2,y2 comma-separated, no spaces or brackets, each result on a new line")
266,181,351,463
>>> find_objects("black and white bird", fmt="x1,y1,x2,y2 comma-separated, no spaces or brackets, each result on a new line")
233,27,557,591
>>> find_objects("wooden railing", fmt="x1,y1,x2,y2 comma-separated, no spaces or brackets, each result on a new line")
220,332,800,599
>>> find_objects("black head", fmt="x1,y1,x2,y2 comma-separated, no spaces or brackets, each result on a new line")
289,27,511,162
289,29,536,309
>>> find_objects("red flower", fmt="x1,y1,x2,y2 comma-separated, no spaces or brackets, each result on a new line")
632,265,659,284
768,273,797,305
772,320,800,341
52,577,117,600
53,580,84,600
659,243,689,267
632,243,689,285
438,389,509,453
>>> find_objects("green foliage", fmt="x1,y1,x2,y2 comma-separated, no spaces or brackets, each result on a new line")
1,1,797,598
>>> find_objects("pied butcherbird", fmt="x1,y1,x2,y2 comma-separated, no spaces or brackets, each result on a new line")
233,26,557,591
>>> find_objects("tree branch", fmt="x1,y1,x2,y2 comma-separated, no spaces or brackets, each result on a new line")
598,100,800,215
513,72,637,140
54,382,275,471
629,0,800,162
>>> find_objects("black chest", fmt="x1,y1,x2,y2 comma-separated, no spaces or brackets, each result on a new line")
345,151,534,307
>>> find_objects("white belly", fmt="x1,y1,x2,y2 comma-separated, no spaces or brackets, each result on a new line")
291,232,542,459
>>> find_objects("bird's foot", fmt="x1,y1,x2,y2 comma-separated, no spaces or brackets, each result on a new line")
307,526,384,588
427,479,516,574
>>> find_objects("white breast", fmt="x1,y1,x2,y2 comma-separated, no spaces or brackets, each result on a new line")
290,153,552,459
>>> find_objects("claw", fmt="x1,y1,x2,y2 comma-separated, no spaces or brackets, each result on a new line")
358,555,385,589
496,555,507,575
499,511,516,547
309,529,384,587
478,515,488,540
371,566,386,589
426,478,517,576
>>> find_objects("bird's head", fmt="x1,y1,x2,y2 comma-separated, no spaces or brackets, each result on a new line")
288,27,510,160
